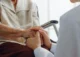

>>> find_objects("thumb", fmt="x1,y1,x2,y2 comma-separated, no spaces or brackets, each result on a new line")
35,31,40,40
39,30,49,40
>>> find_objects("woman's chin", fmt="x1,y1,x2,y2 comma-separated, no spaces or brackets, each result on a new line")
70,0,77,3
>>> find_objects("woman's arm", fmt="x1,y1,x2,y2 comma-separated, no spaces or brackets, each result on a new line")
0,23,24,39
0,23,23,34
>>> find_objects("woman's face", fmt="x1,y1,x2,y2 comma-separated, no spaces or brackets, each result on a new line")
70,0,79,3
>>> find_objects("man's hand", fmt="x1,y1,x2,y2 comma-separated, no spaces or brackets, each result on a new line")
26,32,41,50
39,29,52,50
30,26,52,50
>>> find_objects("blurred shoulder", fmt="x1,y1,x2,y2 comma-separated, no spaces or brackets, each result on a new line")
29,0,38,10
30,0,38,7
60,5,80,23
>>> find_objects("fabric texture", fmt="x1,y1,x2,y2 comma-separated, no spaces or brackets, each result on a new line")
55,5,80,57
0,42,34,57
0,42,49,57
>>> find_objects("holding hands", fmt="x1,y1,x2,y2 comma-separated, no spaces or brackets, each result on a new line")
25,26,52,50
1,26,52,50
26,31,41,50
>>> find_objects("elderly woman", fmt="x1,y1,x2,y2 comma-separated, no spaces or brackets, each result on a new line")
0,0,41,57
0,0,39,44
26,0,80,57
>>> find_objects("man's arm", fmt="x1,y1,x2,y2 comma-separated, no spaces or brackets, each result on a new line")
34,43,56,57
34,47,54,57
50,43,57,54
26,31,54,57
54,16,78,57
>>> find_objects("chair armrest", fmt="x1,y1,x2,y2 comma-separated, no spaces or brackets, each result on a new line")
41,20,58,43
41,20,58,28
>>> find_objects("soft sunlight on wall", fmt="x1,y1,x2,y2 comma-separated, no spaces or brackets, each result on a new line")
33,0,78,42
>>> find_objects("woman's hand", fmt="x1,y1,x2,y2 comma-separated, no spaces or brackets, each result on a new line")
22,26,52,50
26,31,41,50
22,28,36,38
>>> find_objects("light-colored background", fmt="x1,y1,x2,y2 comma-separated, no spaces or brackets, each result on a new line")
33,0,80,42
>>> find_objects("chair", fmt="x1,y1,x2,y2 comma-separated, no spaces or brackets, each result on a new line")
41,20,58,43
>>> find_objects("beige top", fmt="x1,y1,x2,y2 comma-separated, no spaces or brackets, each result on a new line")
0,0,39,44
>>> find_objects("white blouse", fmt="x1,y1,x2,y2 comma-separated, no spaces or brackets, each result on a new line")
0,0,39,29
0,0,39,44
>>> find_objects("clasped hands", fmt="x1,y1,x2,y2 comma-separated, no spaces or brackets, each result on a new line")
22,26,52,50
0,26,52,50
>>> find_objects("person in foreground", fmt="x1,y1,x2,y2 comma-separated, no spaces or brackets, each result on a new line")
27,0,80,57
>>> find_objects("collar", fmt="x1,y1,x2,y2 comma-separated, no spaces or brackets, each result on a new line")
1,0,30,12
1,0,14,11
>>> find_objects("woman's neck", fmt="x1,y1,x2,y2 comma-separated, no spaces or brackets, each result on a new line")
11,0,17,10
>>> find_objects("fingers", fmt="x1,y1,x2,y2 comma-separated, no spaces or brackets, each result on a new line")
26,31,41,50
30,26,43,31
39,30,49,39
30,26,48,35
35,31,42,45
29,31,36,38
35,31,40,40
24,26,47,38
30,27,48,45
40,37,44,45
